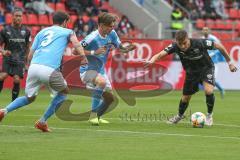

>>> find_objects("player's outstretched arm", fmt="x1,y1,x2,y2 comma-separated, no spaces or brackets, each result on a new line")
25,42,31,64
214,42,237,72
70,33,88,65
144,50,168,68
27,49,34,65
70,33,85,56
119,43,136,53
84,47,106,56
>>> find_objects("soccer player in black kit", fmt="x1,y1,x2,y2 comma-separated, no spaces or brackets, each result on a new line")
145,30,237,126
0,8,31,101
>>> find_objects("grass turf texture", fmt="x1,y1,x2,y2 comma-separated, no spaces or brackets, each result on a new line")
0,89,239,160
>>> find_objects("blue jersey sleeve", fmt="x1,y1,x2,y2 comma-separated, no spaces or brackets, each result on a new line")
80,32,96,50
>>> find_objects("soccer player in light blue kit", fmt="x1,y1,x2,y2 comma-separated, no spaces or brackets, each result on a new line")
79,12,135,125
0,11,87,132
202,27,225,98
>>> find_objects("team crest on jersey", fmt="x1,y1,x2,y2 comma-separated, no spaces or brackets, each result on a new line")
193,49,200,53
207,74,213,79
21,30,26,36
206,40,212,46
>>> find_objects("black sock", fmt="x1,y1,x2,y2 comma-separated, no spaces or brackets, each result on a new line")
97,92,114,118
206,94,215,114
0,80,4,93
12,83,20,101
178,100,189,116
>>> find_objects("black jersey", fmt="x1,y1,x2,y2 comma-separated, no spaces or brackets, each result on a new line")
164,39,215,73
0,25,31,64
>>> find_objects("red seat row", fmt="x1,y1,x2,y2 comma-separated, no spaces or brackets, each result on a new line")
196,19,240,30
5,13,52,25
212,31,239,40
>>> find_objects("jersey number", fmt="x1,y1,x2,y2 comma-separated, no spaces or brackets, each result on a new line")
41,30,54,47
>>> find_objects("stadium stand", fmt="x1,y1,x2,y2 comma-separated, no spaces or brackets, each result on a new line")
167,0,240,40
0,0,142,39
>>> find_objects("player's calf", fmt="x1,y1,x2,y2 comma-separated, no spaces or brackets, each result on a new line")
97,92,114,118
12,82,20,101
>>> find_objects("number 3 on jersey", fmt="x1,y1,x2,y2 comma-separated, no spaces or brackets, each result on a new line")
41,30,54,47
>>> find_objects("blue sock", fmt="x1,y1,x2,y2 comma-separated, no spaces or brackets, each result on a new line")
198,84,204,90
39,94,66,123
5,96,30,113
91,89,103,112
215,82,224,92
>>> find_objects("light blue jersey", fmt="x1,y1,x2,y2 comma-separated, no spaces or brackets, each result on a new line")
206,34,225,63
80,30,121,74
31,26,73,69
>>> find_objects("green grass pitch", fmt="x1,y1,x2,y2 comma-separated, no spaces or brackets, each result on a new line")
0,89,239,160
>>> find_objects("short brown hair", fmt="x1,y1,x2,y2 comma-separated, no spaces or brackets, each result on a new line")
53,11,70,25
98,12,117,26
175,30,188,42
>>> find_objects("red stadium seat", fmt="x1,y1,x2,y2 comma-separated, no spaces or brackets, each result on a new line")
195,19,205,29
215,19,226,30
5,13,12,24
31,26,40,36
38,14,50,25
219,32,231,40
229,9,238,19
225,19,233,30
70,15,78,23
22,14,28,25
48,15,53,25
47,2,55,11
94,0,101,6
235,20,240,30
56,3,66,11
211,31,220,37
67,15,78,29
206,19,216,29
82,15,89,23
27,14,38,25
15,1,23,8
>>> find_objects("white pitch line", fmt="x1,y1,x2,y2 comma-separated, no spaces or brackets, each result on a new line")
0,124,240,140
18,115,240,128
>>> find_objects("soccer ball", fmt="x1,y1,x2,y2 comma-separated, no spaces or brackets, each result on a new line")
191,112,206,128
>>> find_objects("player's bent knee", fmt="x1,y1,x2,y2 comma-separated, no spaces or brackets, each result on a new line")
96,77,106,89
181,95,191,103
204,87,214,95
205,90,214,95
103,91,114,103
60,87,69,94
0,73,8,80
27,96,36,103
13,75,21,83
13,79,20,84
99,80,106,88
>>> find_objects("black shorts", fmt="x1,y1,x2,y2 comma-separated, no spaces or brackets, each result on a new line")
183,67,215,95
1,59,24,78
